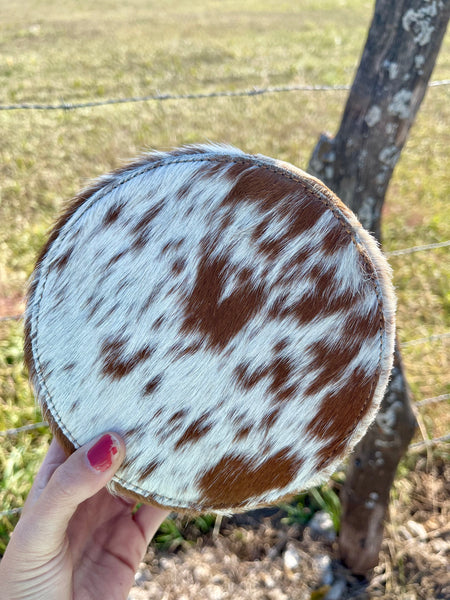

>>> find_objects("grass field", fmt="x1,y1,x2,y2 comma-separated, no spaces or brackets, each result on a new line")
0,0,449,554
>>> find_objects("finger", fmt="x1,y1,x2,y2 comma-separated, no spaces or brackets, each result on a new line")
133,504,170,544
24,438,67,507
26,432,126,550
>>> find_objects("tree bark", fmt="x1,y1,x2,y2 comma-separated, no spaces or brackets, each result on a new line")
307,0,449,574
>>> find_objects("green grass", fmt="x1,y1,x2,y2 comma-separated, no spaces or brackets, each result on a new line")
1,0,449,553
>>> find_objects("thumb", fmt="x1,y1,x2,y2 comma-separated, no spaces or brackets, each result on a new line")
28,432,126,548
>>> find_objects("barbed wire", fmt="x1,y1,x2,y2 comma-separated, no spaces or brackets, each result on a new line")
0,422,48,436
408,433,450,452
400,332,450,347
0,507,22,518
0,314,23,323
416,393,450,407
385,240,450,257
0,79,449,112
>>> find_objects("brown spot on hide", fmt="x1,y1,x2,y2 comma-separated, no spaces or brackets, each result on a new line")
138,460,160,482
217,212,233,234
53,246,74,273
120,456,134,472
106,250,126,268
175,341,203,358
169,342,182,355
101,337,154,380
160,238,185,257
223,163,297,213
63,362,75,371
342,302,382,342
197,162,225,179
160,241,173,256
234,357,295,402
124,426,144,441
276,384,297,402
322,221,351,254
172,258,186,275
152,315,165,331
153,407,163,420
103,301,119,321
268,357,293,396
198,449,302,508
268,294,288,320
279,262,360,325
168,410,188,424
132,205,162,235
258,237,285,259
274,245,316,287
87,298,103,319
273,339,289,353
224,164,328,243
259,407,281,431
182,255,266,351
233,425,252,442
103,203,123,226
305,337,361,397
174,415,213,450
234,362,268,391
229,409,246,426
177,181,193,200
143,375,162,395
308,367,379,469
285,199,327,240
131,230,150,251
156,420,184,442
251,217,271,242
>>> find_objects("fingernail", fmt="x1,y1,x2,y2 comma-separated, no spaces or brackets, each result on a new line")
87,434,119,472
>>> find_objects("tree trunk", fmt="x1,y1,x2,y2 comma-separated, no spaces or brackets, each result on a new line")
307,0,449,574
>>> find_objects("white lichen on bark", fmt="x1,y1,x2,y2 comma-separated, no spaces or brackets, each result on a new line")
415,54,425,69
379,145,400,168
388,90,413,119
385,122,397,136
383,60,399,80
402,2,437,46
365,105,382,127
375,400,404,436
357,196,376,229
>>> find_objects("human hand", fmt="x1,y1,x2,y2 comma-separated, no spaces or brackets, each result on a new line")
0,433,170,600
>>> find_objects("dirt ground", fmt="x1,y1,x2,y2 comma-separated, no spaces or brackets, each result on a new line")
129,455,449,600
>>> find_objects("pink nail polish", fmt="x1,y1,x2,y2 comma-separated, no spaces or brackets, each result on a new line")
87,434,119,472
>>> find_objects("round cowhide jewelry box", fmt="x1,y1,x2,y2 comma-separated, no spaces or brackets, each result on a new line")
25,144,396,514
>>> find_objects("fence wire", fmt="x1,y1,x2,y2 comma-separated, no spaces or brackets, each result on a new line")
385,240,450,257
416,393,450,407
400,332,450,347
0,79,449,112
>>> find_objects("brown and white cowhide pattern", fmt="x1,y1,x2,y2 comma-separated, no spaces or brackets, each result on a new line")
24,144,396,514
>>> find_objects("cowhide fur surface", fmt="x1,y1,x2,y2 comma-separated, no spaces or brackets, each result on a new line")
25,144,396,514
